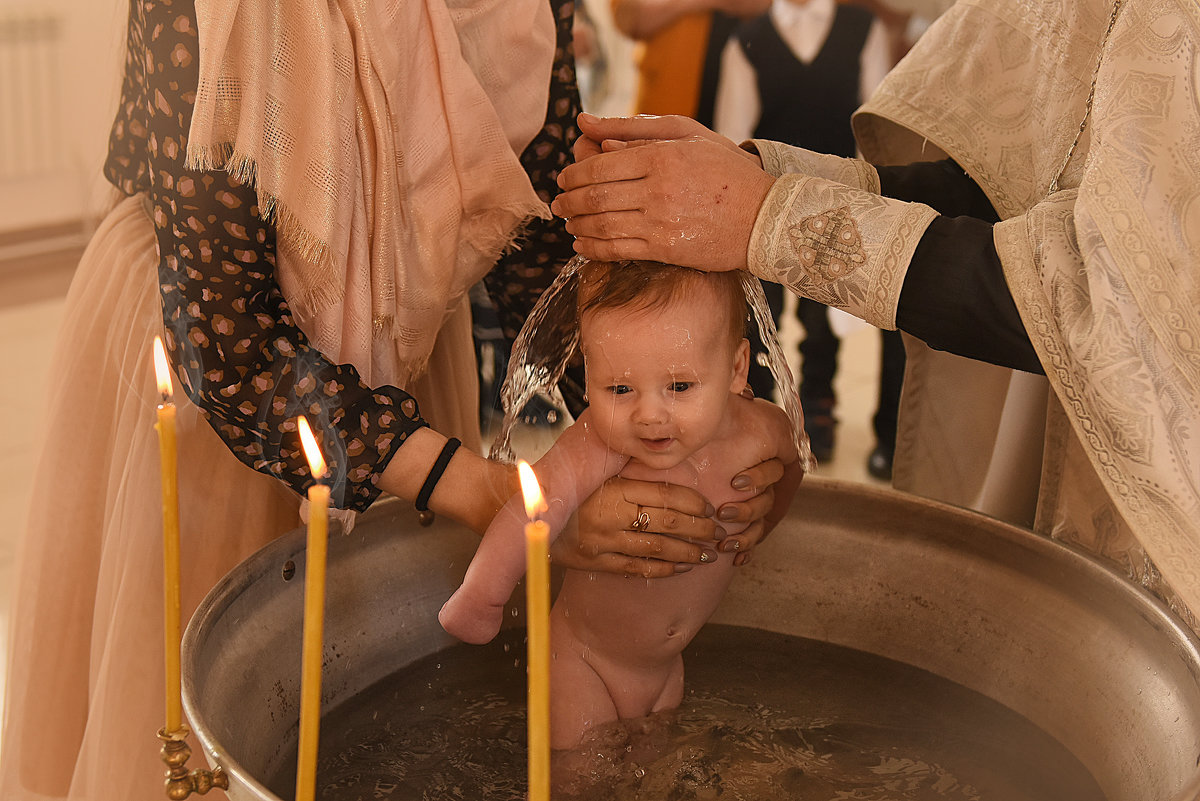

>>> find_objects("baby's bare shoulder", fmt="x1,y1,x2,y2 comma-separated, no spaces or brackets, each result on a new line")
724,395,796,460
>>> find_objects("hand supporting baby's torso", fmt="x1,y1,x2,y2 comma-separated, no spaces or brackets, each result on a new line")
554,394,784,663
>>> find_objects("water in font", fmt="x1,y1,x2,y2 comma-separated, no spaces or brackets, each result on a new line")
269,624,1103,801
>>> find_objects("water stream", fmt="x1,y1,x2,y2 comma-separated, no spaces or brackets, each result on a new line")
488,257,813,471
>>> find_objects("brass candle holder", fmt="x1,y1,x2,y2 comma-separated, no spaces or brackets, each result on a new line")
158,726,229,799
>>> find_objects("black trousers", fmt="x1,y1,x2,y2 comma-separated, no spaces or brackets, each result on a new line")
747,280,904,450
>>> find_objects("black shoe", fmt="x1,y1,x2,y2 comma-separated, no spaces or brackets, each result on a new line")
519,394,562,427
867,445,893,481
802,397,836,463
808,432,834,463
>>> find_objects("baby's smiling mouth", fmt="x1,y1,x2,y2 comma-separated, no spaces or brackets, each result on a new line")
640,437,674,452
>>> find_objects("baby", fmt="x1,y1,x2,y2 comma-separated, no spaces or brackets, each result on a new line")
439,259,805,748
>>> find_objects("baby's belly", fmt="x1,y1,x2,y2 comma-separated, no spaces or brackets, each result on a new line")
555,561,736,667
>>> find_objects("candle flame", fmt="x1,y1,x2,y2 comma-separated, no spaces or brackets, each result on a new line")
152,336,173,402
297,416,327,481
517,460,547,521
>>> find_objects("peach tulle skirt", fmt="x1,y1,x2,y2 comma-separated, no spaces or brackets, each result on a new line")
0,193,481,800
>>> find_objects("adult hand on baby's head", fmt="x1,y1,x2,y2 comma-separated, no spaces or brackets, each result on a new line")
553,121,774,272
553,476,722,578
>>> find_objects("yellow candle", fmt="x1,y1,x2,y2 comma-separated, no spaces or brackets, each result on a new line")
295,416,330,801
518,461,551,801
152,336,183,734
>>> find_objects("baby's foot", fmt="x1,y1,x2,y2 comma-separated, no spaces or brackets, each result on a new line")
438,588,504,644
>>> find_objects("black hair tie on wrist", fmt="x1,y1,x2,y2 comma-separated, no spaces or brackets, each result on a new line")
415,437,461,524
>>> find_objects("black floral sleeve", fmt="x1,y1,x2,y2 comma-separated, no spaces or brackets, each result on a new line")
104,0,427,511
483,0,587,414
484,0,581,343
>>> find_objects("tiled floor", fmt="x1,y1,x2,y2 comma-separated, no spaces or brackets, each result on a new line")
0,250,888,756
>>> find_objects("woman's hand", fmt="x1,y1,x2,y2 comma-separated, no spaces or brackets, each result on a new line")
552,115,774,271
551,476,718,577
550,457,787,574
714,457,785,564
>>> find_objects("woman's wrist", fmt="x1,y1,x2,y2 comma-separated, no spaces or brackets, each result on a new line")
380,428,519,535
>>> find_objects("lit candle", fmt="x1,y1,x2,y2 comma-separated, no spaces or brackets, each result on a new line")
295,415,330,801
518,461,551,801
152,336,183,734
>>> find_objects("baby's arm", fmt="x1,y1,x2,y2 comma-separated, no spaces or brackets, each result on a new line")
439,412,629,644
757,401,806,536
766,452,804,535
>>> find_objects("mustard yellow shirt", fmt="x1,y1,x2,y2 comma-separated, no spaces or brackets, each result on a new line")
617,7,713,117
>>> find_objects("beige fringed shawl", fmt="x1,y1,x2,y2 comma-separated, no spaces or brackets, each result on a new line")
853,0,1200,622
186,0,555,385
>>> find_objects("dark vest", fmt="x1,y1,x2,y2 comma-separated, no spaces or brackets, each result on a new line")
697,12,739,129
736,3,873,157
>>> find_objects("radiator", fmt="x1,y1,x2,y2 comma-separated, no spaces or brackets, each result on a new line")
0,11,63,183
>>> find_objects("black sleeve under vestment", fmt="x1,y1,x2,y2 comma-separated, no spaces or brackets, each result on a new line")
878,160,1044,375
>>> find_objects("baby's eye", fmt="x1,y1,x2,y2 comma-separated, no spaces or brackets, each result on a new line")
670,382,692,393
610,384,632,395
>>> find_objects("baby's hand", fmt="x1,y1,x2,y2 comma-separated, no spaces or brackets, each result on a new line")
438,588,504,645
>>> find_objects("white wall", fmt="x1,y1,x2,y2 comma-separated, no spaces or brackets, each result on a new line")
0,0,125,234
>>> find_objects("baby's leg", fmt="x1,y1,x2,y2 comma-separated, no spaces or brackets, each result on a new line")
647,655,685,715
600,651,685,721
550,611,620,750
438,500,529,644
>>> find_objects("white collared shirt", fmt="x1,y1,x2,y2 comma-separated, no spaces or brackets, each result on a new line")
713,0,892,146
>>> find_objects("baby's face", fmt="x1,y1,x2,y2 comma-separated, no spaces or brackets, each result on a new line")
580,295,748,471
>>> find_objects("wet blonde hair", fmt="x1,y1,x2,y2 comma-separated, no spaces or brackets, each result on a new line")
576,260,748,349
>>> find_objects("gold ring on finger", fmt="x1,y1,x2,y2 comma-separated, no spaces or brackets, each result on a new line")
630,506,651,532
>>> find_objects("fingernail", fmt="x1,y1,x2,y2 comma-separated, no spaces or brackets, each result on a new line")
719,538,741,553
704,503,716,517
717,506,738,522
579,111,598,123
699,549,717,563
732,475,752,491
713,525,728,540
674,564,694,574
